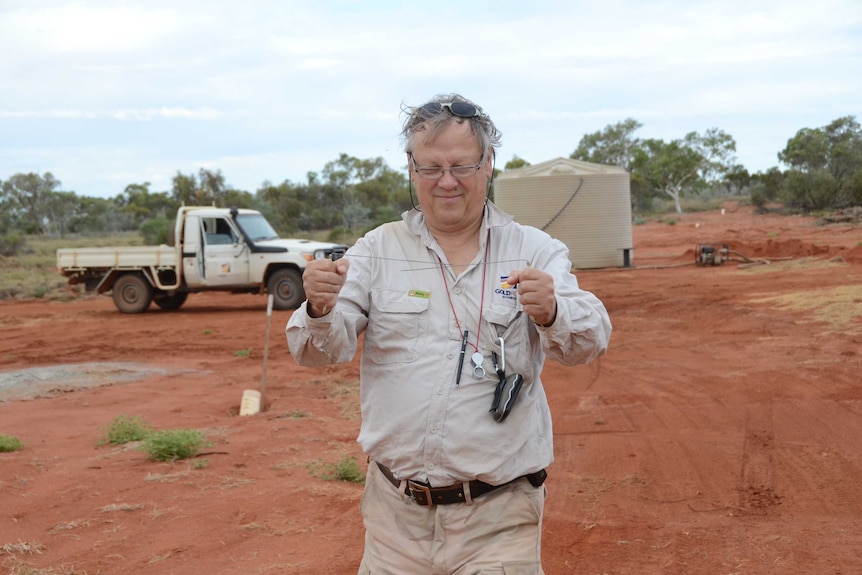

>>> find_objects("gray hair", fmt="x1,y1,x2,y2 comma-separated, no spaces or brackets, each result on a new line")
400,93,502,160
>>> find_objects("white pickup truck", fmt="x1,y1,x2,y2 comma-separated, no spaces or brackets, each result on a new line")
57,206,347,313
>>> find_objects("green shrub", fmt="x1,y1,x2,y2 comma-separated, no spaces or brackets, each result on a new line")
140,428,208,461
326,226,350,243
308,455,365,484
750,182,767,210
0,232,25,257
139,216,172,245
100,415,152,445
0,434,24,452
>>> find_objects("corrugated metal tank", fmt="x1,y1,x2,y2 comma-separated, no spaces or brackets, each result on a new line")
494,158,633,269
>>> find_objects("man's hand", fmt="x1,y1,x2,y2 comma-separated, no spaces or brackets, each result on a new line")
303,258,349,317
505,267,557,327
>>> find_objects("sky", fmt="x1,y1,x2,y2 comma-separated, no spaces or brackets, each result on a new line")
1,0,860,199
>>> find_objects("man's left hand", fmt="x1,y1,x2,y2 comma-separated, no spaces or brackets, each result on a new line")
505,267,557,327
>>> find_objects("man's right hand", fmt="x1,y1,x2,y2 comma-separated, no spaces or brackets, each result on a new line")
303,257,350,317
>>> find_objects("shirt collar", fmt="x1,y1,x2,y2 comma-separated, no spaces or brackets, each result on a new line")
401,201,513,239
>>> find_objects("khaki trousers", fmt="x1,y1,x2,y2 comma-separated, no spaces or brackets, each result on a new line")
357,462,546,575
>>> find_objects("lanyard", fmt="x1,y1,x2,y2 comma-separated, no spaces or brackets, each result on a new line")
437,229,491,374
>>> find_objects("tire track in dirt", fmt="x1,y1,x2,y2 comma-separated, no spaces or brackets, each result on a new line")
738,401,782,513
772,396,862,518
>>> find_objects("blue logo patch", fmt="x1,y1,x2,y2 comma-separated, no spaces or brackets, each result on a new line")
496,276,518,301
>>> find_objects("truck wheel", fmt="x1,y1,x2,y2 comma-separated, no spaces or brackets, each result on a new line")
267,268,305,310
112,274,154,314
153,292,188,311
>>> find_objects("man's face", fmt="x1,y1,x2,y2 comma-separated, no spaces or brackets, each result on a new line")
409,121,493,236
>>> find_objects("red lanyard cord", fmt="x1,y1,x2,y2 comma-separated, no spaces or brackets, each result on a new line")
437,230,491,354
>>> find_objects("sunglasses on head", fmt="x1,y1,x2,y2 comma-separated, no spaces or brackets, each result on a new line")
419,101,480,119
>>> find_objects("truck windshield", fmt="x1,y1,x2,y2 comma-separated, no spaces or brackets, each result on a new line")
235,214,280,242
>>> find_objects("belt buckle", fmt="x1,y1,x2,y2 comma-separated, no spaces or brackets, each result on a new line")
407,480,435,507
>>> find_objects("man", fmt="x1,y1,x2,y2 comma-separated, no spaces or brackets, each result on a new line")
286,93,611,574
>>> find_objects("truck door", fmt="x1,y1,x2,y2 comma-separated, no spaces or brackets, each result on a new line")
180,214,206,286
200,216,251,286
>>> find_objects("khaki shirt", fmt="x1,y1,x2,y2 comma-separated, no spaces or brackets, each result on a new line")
286,202,611,486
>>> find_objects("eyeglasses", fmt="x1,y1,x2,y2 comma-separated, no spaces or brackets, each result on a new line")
418,101,480,119
409,152,485,180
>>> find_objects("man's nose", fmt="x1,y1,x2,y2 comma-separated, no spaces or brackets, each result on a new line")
437,170,459,187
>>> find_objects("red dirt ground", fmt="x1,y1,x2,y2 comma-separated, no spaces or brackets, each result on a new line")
1,205,861,575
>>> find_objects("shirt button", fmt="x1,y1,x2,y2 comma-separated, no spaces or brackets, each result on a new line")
437,388,444,395
447,352,453,359
427,463,436,470
454,287,461,295
430,426,438,434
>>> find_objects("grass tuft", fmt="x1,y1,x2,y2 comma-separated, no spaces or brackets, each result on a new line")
307,455,365,484
0,434,24,452
0,541,45,556
99,415,152,446
1,554,95,574
140,428,209,461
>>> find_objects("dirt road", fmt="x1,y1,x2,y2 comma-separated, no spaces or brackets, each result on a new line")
2,206,861,574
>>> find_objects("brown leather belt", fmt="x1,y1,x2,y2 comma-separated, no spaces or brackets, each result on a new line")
376,462,547,507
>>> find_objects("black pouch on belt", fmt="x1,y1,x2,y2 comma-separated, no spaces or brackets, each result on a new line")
526,468,548,487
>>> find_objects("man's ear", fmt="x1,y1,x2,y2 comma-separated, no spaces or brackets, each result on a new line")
484,148,496,178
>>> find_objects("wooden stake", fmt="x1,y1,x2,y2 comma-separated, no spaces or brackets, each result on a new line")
259,294,274,411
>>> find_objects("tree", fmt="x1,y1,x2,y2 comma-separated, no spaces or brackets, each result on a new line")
632,128,737,214
504,156,531,171
723,164,751,196
42,191,81,236
68,196,125,234
1,172,62,234
0,178,15,232
779,128,829,173
779,116,862,210
318,154,407,230
783,170,840,211
824,116,862,183
255,181,305,233
115,183,177,229
756,167,784,200
749,167,785,210
197,168,229,206
170,168,248,208
171,172,199,206
571,118,643,171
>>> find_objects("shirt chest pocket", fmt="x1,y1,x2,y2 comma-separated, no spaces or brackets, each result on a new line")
367,288,430,364
484,303,533,380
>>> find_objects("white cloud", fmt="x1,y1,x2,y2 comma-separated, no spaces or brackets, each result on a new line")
0,107,220,120
3,3,179,54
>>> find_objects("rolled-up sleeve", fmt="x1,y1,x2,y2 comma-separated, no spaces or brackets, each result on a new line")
285,244,371,366
530,237,612,366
